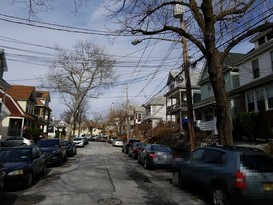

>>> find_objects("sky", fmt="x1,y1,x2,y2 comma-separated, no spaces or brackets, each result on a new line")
0,0,254,120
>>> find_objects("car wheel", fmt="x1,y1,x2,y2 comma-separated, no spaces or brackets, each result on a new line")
58,156,63,166
137,156,141,164
144,159,149,169
21,143,27,146
212,189,230,205
26,172,33,188
0,184,3,196
41,164,47,175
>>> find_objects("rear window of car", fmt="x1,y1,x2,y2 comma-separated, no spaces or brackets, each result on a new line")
241,154,273,172
151,145,172,152
38,140,59,147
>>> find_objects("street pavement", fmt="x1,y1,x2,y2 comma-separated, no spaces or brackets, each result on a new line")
1,142,207,205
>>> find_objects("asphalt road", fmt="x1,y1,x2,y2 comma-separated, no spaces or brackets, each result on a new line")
0,142,207,205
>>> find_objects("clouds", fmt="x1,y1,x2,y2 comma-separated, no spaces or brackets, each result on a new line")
0,1,173,119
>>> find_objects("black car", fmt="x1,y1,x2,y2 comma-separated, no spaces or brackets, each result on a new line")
37,138,67,166
138,144,173,170
0,146,46,188
122,138,141,154
63,140,77,157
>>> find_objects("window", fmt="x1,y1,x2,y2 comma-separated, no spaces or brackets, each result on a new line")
191,149,205,162
252,59,260,78
8,119,23,136
267,31,273,41
203,150,226,165
266,86,273,109
258,37,265,46
256,89,265,111
247,92,255,111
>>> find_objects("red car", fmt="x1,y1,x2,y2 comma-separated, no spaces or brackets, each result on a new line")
128,142,147,159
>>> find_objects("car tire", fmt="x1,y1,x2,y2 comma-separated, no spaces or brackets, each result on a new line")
26,172,33,188
58,156,63,166
144,159,149,169
21,143,27,146
41,164,47,175
212,189,230,205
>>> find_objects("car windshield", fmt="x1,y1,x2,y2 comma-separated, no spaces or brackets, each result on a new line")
74,138,83,141
0,149,31,162
241,154,273,172
38,140,59,147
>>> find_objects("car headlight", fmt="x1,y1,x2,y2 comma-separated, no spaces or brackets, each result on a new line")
8,169,24,176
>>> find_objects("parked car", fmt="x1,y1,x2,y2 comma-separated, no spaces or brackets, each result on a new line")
128,142,147,159
73,137,85,147
0,168,4,195
138,144,173,170
0,145,46,188
122,138,141,154
172,145,273,205
112,139,124,147
37,138,67,166
0,136,34,147
63,140,77,157
82,137,89,145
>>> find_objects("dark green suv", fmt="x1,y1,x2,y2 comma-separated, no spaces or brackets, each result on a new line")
173,145,273,205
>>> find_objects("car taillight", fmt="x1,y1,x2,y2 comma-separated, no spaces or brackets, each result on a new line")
148,152,156,158
234,170,246,189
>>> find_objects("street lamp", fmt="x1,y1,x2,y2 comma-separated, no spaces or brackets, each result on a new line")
131,37,180,46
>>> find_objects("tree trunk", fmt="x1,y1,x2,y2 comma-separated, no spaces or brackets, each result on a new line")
206,52,233,145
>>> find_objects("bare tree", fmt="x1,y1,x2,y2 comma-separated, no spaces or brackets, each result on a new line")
11,0,88,18
44,40,116,138
105,0,273,146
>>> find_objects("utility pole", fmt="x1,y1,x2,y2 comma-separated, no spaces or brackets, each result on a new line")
174,1,196,151
125,84,130,139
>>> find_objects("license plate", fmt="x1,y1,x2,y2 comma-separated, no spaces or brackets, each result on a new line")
263,183,273,191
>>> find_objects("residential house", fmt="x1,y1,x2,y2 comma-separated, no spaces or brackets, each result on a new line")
142,96,169,128
128,105,145,137
165,71,201,133
229,29,273,128
193,52,245,134
0,85,38,138
35,90,51,136
48,120,67,138
0,49,11,138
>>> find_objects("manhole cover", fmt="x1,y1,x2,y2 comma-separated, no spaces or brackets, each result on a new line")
97,198,122,205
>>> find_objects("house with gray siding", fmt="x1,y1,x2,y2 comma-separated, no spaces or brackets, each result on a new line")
193,53,245,134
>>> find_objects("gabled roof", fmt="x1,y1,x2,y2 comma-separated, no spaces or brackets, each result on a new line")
0,90,25,117
6,85,36,101
198,52,245,85
143,96,165,107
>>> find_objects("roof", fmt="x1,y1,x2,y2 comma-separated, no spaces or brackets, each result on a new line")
143,96,165,107
198,52,245,85
0,90,25,117
6,85,36,101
